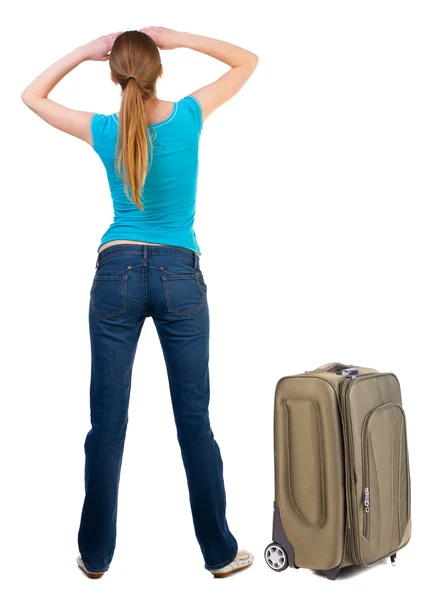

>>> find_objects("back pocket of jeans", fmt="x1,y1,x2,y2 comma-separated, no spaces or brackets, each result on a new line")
162,274,205,317
91,275,128,319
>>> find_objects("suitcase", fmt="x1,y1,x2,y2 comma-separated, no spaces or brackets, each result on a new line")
265,362,411,580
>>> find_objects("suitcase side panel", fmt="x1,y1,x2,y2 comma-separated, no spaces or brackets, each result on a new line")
274,376,345,571
347,373,411,565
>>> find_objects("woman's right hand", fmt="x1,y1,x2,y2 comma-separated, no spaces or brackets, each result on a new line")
140,27,184,50
81,32,123,61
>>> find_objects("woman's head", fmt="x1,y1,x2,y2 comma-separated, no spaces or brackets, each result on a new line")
109,30,162,209
109,30,162,95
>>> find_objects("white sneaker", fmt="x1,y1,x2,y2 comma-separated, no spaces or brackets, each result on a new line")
76,555,106,579
210,550,254,578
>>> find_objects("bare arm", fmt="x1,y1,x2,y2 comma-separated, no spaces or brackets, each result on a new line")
21,33,122,145
142,27,258,121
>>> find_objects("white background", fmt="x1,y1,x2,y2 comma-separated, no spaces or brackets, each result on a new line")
3,0,434,598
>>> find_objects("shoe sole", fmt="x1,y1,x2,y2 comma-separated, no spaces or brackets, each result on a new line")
212,562,253,578
78,561,105,579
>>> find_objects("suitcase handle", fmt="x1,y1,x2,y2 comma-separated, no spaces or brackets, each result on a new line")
314,362,354,374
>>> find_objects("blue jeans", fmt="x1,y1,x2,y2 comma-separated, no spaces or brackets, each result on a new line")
77,243,238,573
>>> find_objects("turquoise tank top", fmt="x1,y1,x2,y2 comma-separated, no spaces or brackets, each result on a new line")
90,95,202,254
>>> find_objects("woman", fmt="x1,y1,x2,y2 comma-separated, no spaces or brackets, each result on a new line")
21,27,258,578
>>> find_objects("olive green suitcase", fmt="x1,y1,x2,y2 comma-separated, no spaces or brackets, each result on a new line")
265,363,411,580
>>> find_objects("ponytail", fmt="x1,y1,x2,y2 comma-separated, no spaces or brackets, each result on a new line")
115,79,153,210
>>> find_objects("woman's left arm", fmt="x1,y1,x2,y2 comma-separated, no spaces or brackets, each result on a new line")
21,33,122,145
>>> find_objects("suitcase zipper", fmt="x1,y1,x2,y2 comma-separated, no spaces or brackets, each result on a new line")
339,375,359,563
340,372,378,565
363,487,370,538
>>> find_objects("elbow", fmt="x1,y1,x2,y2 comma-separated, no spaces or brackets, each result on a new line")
249,53,259,70
21,90,46,107
235,53,259,71
21,88,40,106
21,91,31,105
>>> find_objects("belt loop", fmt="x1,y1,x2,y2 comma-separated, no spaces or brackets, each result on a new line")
95,253,100,269
143,245,148,259
194,252,199,268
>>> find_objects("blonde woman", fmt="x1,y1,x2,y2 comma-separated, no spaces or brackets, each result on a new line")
21,27,258,578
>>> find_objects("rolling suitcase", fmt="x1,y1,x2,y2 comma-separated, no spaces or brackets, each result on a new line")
265,362,411,580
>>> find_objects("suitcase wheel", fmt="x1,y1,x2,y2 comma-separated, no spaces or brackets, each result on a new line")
264,543,289,572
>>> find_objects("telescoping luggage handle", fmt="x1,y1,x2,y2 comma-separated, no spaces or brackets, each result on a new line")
313,362,360,377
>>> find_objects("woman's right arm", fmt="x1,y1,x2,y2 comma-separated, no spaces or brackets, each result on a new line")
141,27,258,121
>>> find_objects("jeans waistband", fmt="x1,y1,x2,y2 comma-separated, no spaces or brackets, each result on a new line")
96,243,200,269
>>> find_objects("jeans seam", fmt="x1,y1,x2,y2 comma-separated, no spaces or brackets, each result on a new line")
83,563,108,573
148,264,198,277
109,264,141,277
142,264,145,306
205,549,238,570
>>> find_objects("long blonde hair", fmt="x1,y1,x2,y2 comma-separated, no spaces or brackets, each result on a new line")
109,31,162,210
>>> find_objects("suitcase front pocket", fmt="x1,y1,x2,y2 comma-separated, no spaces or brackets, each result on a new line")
361,403,410,559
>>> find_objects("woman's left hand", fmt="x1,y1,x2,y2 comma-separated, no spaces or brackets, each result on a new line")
80,32,123,61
